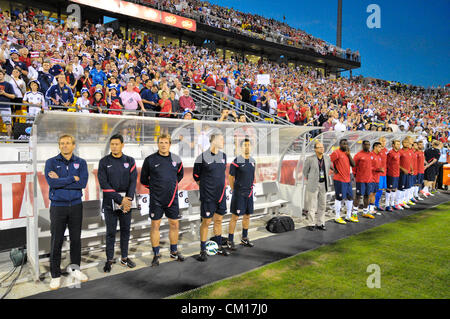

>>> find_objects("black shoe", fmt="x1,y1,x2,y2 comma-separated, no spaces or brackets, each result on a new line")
227,241,237,251
103,261,113,273
240,238,254,247
170,251,185,262
151,254,161,267
316,224,327,231
217,246,230,256
120,257,136,268
197,250,208,262
306,226,316,231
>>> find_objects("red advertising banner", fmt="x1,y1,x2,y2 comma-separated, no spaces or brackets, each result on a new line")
71,0,196,32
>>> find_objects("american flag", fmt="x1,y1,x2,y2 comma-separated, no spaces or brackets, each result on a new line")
30,51,40,58
50,57,64,64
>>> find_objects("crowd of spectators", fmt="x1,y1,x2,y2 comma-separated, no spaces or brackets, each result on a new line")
0,7,448,148
140,0,360,60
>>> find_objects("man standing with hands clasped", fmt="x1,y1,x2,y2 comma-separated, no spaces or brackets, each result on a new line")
330,139,356,225
193,132,230,262
45,134,88,290
302,141,332,231
227,138,257,248
98,134,137,273
140,133,185,267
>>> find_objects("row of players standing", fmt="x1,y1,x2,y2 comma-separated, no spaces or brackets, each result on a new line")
329,136,441,226
44,132,255,290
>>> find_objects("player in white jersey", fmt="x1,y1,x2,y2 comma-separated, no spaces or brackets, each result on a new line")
22,80,45,122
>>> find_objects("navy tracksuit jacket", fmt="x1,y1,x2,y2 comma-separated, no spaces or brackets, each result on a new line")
44,153,88,206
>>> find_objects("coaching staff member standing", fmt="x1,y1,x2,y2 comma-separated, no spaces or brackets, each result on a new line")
44,134,88,290
98,134,137,273
302,141,332,231
422,140,441,197
140,133,185,267
193,132,230,262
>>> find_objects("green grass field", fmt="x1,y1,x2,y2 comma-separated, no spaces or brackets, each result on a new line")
175,202,450,299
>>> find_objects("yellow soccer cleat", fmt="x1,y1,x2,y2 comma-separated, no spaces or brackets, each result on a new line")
362,213,375,219
345,215,359,223
334,217,347,224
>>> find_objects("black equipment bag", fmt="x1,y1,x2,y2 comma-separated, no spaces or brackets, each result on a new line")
266,216,295,233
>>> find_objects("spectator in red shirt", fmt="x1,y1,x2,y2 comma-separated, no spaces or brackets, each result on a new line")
158,91,172,117
192,70,202,85
204,72,216,88
179,89,196,111
277,97,287,118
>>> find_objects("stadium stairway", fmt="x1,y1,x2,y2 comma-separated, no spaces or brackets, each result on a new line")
184,82,293,125
23,193,450,299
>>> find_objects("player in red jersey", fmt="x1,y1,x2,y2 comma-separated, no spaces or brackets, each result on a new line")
330,139,355,225
406,137,417,205
398,138,414,208
413,140,426,201
352,140,372,220
375,137,388,210
369,142,384,216
386,140,402,211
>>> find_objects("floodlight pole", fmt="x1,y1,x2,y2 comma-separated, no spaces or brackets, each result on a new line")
337,0,342,49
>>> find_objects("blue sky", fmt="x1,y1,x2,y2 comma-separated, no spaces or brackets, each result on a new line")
207,0,449,87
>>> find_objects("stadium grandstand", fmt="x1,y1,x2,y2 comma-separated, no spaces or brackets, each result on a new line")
0,0,448,301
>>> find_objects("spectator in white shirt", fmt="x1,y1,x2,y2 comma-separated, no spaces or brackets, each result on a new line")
334,116,347,132
268,97,277,115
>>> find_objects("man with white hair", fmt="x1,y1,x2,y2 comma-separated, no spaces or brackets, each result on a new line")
179,88,196,111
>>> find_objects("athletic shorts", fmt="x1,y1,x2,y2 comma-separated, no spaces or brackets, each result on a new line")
378,175,387,190
408,175,415,188
417,173,424,185
0,108,11,125
334,180,353,200
356,182,371,196
200,199,227,219
399,172,409,190
149,202,180,220
387,176,399,190
369,182,379,194
424,167,437,182
230,192,254,216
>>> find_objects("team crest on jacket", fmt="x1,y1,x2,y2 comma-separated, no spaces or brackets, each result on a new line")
124,163,129,168
222,159,225,163
172,161,177,167
73,163,79,169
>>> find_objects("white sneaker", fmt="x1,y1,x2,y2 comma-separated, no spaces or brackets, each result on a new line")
70,269,88,282
49,277,61,290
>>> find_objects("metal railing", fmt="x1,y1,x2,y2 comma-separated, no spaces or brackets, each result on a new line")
184,82,294,126
0,101,220,143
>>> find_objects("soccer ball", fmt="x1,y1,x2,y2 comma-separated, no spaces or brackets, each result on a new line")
205,240,219,256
